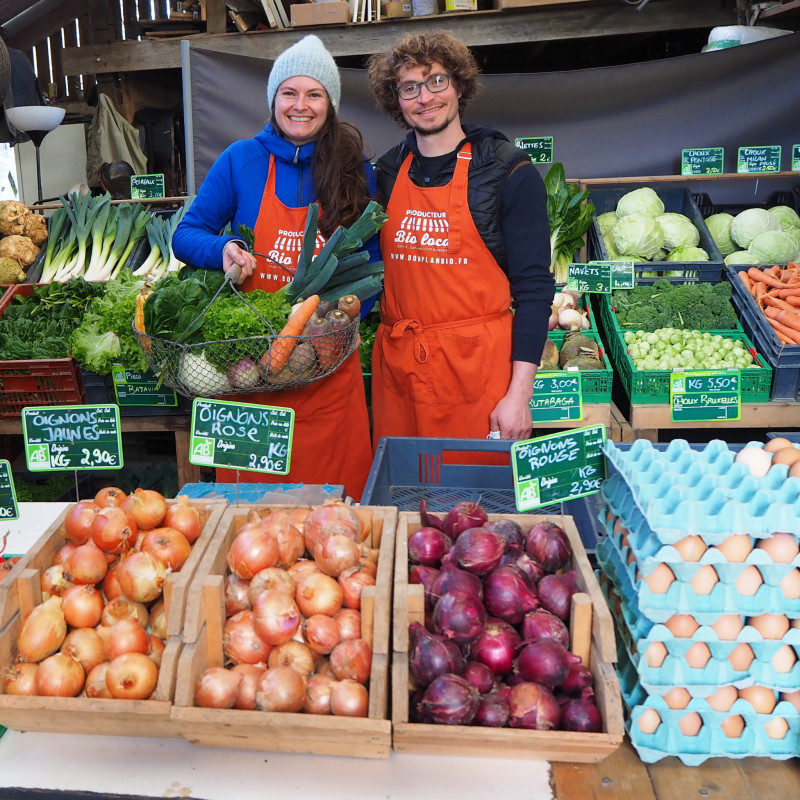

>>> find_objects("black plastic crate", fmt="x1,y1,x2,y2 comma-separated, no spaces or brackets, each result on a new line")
81,368,190,416
692,189,799,218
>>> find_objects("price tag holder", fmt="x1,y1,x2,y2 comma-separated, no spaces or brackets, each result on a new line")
530,371,582,423
515,136,554,164
511,424,606,512
792,144,800,172
22,405,123,471
603,260,635,289
737,146,781,174
670,369,741,423
566,262,611,294
130,173,166,199
111,367,178,407
681,147,724,175
0,460,19,521
189,398,294,474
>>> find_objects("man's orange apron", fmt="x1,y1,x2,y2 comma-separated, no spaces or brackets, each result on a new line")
216,156,373,500
372,144,513,447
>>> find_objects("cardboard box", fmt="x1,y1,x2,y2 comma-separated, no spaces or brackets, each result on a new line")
382,0,412,16
290,0,349,25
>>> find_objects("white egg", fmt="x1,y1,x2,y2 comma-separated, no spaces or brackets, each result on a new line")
734,446,773,478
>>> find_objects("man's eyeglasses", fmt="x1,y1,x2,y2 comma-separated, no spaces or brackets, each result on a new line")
395,73,452,101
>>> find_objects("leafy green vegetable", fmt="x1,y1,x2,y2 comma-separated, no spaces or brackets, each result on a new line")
616,187,664,219
358,308,380,373
730,208,780,249
611,279,738,330
612,214,665,260
71,326,122,373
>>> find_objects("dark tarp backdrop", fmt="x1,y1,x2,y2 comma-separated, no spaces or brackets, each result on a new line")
183,31,800,202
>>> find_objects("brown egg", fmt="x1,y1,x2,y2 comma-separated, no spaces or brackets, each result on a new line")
764,716,790,740
685,641,712,669
757,532,800,564
748,613,790,640
673,535,707,562
789,461,800,480
728,642,755,672
738,685,777,714
678,711,703,737
641,563,676,594
644,641,668,668
779,568,800,599
637,707,661,735
734,565,764,596
690,564,719,595
664,614,700,638
765,437,796,454
772,645,798,674
711,614,744,641
721,714,746,738
706,685,738,712
779,690,800,713
713,534,753,563
664,686,692,709
770,447,800,469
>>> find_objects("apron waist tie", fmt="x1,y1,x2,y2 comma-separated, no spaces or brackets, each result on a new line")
383,309,509,365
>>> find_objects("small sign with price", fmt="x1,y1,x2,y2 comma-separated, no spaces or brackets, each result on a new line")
111,367,178,407
511,424,606,512
600,261,635,290
130,173,166,199
670,370,741,423
566,262,611,294
189,398,294,474
793,144,800,172
515,136,554,164
22,405,123,472
737,146,781,174
530,371,582,423
681,147,724,175
0,460,19,521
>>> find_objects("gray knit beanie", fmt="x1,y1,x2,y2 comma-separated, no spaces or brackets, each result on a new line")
267,35,341,111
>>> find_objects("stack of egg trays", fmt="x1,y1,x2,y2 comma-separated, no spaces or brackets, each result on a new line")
597,438,800,762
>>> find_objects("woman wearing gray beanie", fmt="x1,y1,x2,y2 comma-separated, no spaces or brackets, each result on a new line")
173,34,379,500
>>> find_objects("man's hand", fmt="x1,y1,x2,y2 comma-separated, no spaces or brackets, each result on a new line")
489,361,538,439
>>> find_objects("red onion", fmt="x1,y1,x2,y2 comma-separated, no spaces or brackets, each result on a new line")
461,661,495,694
560,687,602,732
473,690,510,727
409,565,441,609
419,499,445,532
561,661,594,696
443,501,488,539
468,619,521,677
514,639,581,689
500,552,544,586
483,565,539,625
525,522,572,573
520,608,570,649
484,519,525,557
508,682,561,730
537,572,578,621
432,562,483,600
409,622,465,687
433,590,487,645
408,527,452,567
451,528,505,575
420,673,480,725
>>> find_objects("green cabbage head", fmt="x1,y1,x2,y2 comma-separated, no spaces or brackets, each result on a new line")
730,208,780,248
615,187,665,219
656,213,700,250
748,230,800,264
768,205,800,232
666,246,709,262
705,212,736,256
725,250,761,266
612,213,665,260
602,232,621,259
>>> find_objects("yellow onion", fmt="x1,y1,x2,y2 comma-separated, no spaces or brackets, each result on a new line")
35,652,85,697
61,627,106,674
105,652,159,699
3,662,39,695
17,596,67,663
116,550,168,603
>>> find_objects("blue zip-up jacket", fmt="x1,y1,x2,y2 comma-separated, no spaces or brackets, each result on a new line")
172,123,381,288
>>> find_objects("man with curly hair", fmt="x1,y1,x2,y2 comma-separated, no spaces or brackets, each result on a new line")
367,33,554,445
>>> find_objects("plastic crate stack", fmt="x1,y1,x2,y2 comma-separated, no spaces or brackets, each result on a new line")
596,438,800,765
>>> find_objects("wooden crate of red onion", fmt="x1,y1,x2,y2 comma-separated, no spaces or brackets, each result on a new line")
392,506,624,761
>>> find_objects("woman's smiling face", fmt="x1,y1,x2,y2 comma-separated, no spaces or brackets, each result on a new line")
273,76,330,145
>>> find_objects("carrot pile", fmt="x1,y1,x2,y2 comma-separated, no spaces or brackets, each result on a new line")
738,263,800,345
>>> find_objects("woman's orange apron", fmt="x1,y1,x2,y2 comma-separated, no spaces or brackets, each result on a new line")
371,144,513,446
216,156,373,500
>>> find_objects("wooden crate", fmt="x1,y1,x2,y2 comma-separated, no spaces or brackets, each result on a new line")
170,504,397,758
391,511,624,762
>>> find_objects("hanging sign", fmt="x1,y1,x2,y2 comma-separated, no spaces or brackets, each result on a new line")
530,372,582,423
737,146,781,174
792,145,800,172
511,425,606,512
0,461,18,521
670,370,741,422
111,367,178,407
130,174,166,199
566,262,612,294
515,136,554,164
681,147,724,175
189,398,294,474
22,405,123,472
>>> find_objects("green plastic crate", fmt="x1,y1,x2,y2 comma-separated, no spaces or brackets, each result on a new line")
546,329,613,404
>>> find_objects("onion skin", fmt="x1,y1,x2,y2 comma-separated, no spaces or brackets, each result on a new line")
330,679,368,717
224,610,273,666
508,682,561,730
520,608,570,649
35,652,85,697
462,661,495,694
84,662,113,698
120,488,167,531
473,691,511,727
443,501,488,539
63,543,109,586
467,618,521,677
525,522,572,574
451,528,505,576
409,622,465,687
483,519,525,557
537,572,578,621
61,627,106,675
105,652,159,700
409,565,441,609
329,638,372,684
196,667,242,709
514,639,581,689
482,565,538,625
561,687,602,732
3,663,39,696
115,550,167,604
420,673,480,725
561,662,594,697
303,673,335,715
17,596,67,663
407,528,452,568
164,497,203,544
231,664,265,711
255,665,307,712
64,500,99,545
433,590,487,645
252,589,302,646
433,562,483,600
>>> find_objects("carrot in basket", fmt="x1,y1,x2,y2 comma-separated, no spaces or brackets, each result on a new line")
262,294,320,374
737,270,754,295
764,305,800,334
765,264,783,279
765,316,800,345
748,267,786,290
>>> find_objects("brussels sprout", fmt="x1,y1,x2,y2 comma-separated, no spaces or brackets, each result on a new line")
705,212,736,256
615,187,665,219
612,213,665,260
656,212,700,250
730,207,780,248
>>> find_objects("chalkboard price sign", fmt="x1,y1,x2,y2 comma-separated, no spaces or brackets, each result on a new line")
793,144,800,172
190,399,294,474
111,367,178,407
515,136,554,164
530,372,582,423
681,147,724,175
670,370,741,422
566,262,612,294
737,146,781,174
511,424,606,512
0,460,18,521
22,405,123,472
130,173,166,199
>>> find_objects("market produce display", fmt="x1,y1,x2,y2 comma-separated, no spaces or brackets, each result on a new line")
734,262,800,345
540,330,604,373
623,329,757,372
705,205,800,267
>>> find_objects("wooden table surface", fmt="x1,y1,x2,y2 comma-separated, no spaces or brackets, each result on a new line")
552,738,800,799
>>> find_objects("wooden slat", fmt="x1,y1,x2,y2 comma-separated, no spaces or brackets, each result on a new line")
646,756,750,800
570,591,592,668
736,756,800,797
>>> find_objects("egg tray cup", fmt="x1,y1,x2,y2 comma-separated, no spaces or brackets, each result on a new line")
603,439,800,540
627,696,800,766
596,512,800,622
596,564,655,654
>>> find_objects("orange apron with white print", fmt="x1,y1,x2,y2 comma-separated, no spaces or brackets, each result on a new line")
216,156,373,500
371,144,513,446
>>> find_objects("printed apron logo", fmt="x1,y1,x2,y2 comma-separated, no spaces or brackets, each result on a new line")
259,229,326,283
391,209,467,265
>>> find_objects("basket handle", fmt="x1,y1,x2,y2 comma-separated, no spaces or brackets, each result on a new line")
225,263,242,285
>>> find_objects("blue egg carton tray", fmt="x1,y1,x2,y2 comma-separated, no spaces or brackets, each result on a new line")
603,439,800,540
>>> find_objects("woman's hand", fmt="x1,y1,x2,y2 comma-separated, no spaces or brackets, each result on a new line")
222,241,256,284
